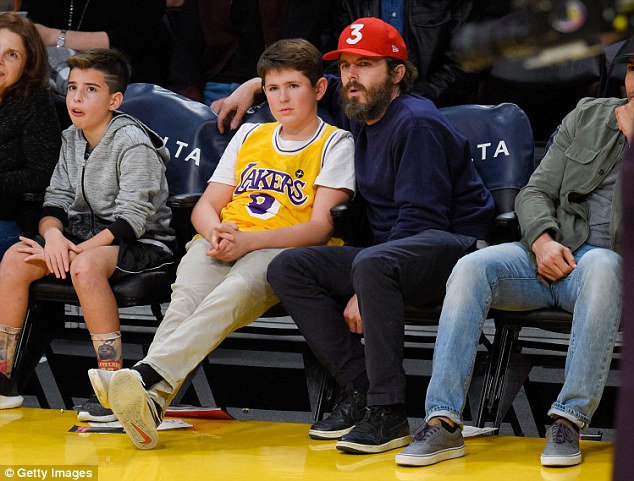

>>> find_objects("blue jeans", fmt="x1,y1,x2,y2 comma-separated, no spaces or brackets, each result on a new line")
425,242,622,429
0,220,21,259
204,82,241,107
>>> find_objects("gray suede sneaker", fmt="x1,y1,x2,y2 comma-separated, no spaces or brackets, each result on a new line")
541,420,581,467
395,421,465,467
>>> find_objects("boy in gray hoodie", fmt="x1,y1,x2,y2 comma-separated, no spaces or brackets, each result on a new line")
0,49,174,422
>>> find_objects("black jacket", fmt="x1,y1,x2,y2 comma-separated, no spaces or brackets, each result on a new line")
0,86,60,225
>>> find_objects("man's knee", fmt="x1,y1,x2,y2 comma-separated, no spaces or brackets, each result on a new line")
579,248,621,278
447,251,487,285
577,248,622,289
267,249,305,289
351,248,389,280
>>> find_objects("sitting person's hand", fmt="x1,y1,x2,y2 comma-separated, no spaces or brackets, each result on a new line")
531,232,576,282
213,78,262,134
616,100,634,144
344,294,363,334
209,222,238,248
207,222,245,262
41,230,83,279
16,236,46,264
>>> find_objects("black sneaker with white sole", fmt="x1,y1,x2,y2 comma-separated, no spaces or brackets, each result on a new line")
336,405,410,454
309,390,367,440
76,395,117,422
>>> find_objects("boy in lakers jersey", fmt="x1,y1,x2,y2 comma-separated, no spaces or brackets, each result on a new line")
87,38,356,449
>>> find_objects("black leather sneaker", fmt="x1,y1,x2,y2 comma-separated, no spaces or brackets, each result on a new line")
309,390,367,440
336,405,411,454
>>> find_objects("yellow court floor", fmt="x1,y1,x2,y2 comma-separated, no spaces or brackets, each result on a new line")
0,408,613,481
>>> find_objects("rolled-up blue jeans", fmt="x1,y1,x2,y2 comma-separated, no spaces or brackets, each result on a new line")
425,242,622,429
0,220,21,259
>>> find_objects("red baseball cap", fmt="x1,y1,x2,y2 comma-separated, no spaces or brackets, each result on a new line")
323,17,408,62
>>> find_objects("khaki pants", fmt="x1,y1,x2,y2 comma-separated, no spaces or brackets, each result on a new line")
142,236,284,402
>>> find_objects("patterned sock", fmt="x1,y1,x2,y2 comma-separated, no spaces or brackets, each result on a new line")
90,331,122,371
0,324,22,378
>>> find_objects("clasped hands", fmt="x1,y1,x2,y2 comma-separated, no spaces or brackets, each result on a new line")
17,232,82,279
207,222,250,262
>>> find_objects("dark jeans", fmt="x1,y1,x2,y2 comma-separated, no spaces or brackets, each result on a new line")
267,229,476,406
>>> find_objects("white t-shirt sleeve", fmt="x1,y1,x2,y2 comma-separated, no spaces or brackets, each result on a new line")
208,123,259,186
314,129,356,192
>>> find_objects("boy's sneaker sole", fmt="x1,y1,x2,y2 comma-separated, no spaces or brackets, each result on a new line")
309,425,355,440
395,444,465,466
108,370,159,450
336,434,411,454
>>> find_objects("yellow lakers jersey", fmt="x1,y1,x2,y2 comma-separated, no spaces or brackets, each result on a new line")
220,121,340,237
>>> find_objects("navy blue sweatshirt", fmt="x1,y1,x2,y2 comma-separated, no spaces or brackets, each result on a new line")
323,76,494,244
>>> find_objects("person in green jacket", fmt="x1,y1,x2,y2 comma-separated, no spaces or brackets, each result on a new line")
393,56,632,469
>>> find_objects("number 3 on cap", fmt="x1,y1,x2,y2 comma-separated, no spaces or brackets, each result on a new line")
346,24,364,45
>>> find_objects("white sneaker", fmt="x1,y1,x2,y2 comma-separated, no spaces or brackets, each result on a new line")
108,369,162,450
88,368,117,409
0,394,24,410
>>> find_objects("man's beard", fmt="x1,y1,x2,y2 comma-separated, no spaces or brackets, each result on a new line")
341,77,394,124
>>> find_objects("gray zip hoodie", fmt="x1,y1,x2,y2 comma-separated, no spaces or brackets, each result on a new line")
42,113,175,248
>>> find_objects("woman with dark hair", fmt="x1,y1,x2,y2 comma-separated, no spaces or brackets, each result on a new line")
0,13,60,261
0,12,60,410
